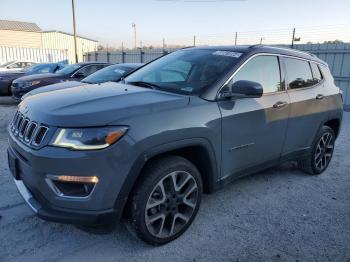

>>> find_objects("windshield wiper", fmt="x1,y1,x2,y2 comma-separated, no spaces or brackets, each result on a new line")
127,81,160,90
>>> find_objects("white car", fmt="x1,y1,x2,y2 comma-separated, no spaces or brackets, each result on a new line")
0,61,36,72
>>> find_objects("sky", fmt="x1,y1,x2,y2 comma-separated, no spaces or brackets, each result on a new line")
1,0,350,48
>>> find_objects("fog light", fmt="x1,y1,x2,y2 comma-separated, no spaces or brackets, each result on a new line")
46,175,99,198
54,175,99,184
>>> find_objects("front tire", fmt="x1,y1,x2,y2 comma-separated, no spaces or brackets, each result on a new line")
299,126,335,175
127,156,203,245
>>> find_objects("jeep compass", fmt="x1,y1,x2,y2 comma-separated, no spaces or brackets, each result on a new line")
7,45,343,245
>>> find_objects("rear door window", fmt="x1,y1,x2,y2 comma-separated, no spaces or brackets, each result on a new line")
284,58,314,89
76,65,106,77
310,62,323,84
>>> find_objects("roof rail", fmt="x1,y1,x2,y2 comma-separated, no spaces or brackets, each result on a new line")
248,44,264,49
249,44,317,58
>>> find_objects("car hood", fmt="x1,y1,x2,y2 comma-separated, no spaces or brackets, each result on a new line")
14,73,60,82
23,81,83,98
19,82,190,127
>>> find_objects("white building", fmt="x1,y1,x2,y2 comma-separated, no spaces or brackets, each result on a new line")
0,20,97,63
42,31,97,63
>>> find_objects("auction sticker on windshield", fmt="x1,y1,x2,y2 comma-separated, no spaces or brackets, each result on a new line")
213,51,242,58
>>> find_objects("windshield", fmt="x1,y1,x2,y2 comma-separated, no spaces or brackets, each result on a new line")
82,64,134,84
23,64,56,74
55,64,81,75
125,49,242,94
0,61,14,67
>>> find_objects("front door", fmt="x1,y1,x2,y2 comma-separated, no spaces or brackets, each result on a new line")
218,55,290,180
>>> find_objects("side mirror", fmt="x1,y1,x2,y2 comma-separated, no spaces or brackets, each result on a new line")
221,80,263,99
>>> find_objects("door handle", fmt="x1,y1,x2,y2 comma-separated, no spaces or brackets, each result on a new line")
316,94,325,100
273,101,288,109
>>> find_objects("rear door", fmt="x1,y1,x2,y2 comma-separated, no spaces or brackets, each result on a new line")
281,57,329,156
219,54,290,179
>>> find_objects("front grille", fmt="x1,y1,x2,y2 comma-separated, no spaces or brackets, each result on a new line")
10,111,49,147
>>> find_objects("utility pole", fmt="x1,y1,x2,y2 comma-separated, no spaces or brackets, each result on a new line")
71,0,78,63
193,35,196,47
132,23,137,49
234,32,238,45
259,37,264,44
291,28,296,48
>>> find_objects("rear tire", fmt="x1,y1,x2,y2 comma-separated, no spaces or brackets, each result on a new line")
298,126,335,175
126,156,203,245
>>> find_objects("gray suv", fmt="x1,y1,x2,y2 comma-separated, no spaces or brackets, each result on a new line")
7,45,343,245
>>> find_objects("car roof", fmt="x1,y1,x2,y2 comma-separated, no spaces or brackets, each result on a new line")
76,62,112,66
114,63,143,68
186,45,326,65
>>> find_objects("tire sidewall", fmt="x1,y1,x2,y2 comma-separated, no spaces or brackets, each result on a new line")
310,126,335,174
133,158,203,245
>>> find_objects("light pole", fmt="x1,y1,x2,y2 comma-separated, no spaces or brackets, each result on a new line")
71,0,78,63
132,23,137,49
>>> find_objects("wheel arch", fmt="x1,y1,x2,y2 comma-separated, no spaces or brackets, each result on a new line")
116,138,220,218
323,118,341,138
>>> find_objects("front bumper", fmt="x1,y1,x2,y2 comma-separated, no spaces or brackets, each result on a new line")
13,179,119,225
7,130,137,225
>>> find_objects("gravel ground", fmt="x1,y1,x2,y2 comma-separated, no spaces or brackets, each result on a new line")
0,99,349,262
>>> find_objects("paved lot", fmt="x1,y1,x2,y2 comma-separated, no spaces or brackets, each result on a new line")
0,100,349,262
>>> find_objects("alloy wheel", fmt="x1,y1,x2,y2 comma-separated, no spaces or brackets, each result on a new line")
145,171,199,238
314,132,334,171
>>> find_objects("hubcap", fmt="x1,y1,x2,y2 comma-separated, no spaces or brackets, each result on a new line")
145,171,199,238
314,132,334,171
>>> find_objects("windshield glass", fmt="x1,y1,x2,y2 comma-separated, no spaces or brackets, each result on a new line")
125,49,242,94
23,64,56,74
82,65,133,84
55,64,81,75
1,61,14,67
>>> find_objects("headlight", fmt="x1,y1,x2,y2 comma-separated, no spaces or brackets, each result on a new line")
20,80,41,88
51,126,128,150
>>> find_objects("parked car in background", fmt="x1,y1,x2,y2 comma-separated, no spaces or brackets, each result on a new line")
22,63,142,100
11,62,111,101
0,63,66,96
7,45,343,245
0,60,36,72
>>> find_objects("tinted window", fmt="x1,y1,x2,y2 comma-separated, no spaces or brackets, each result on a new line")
56,64,81,75
125,49,242,94
229,55,281,93
285,58,314,89
76,65,106,77
310,62,322,84
82,65,135,84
